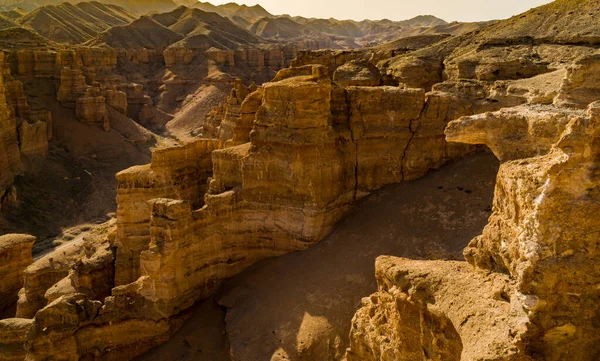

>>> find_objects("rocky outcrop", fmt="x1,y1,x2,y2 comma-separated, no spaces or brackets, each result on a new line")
227,85,261,146
347,257,523,361
379,54,445,89
347,101,600,360
216,79,251,146
16,228,115,319
18,120,48,157
0,318,33,361
163,47,195,67
12,60,562,360
30,110,53,141
333,60,381,87
106,88,128,115
76,87,110,131
0,52,23,209
445,105,576,161
117,65,357,320
203,103,225,138
201,46,299,75
203,80,260,146
112,65,493,324
554,54,600,109
291,50,369,73
0,234,35,315
57,67,87,105
116,83,153,122
347,86,424,193
5,79,30,119
114,139,218,286
25,293,176,361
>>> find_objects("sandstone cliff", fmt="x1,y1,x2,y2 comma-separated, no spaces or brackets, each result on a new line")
346,101,600,360
4,2,600,358
0,234,35,316
15,63,526,360
0,52,23,209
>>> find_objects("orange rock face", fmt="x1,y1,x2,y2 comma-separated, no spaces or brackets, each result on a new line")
75,87,110,131
8,57,543,360
346,101,600,361
110,65,494,322
0,234,35,315
0,53,23,209
0,318,33,361
114,139,218,286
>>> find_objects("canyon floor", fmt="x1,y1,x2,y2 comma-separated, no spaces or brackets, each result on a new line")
138,152,499,361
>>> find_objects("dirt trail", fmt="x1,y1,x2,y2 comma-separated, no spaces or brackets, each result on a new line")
138,152,499,361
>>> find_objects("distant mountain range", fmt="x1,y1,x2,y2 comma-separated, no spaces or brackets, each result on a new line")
0,0,492,51
0,0,178,13
16,2,137,43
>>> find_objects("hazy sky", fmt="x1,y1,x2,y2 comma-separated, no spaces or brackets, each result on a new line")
210,0,554,22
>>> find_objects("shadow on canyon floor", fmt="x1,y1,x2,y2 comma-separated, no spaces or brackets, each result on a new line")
138,152,499,361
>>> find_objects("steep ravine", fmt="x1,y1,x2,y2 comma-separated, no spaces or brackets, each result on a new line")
137,152,499,361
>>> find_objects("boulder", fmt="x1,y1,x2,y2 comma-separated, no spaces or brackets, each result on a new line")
333,60,381,87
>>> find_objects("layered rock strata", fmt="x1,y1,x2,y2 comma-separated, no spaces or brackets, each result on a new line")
114,139,218,286
0,234,35,315
18,120,48,156
16,227,115,319
0,318,33,361
75,87,110,131
346,101,600,360
109,65,508,337
333,60,381,87
12,61,548,360
0,52,23,208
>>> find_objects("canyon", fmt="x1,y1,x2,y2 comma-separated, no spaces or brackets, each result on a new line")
0,0,599,360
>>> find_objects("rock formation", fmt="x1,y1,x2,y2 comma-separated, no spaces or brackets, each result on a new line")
346,100,600,360
2,1,600,360
0,318,32,361
46,64,513,359
0,52,23,209
0,234,35,315
333,59,381,87
106,88,128,115
554,54,600,109
18,119,48,156
57,67,87,105
75,87,110,131
0,63,484,360
114,139,217,286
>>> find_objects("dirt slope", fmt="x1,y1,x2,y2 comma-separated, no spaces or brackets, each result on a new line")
1,0,177,14
85,15,183,48
151,6,263,50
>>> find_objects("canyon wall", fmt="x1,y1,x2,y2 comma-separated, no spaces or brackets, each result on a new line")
0,42,302,213
8,49,588,360
346,100,600,360
0,234,35,315
4,62,501,360
0,52,23,209
0,51,54,210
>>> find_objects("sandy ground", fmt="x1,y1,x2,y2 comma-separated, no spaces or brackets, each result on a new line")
138,152,499,361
